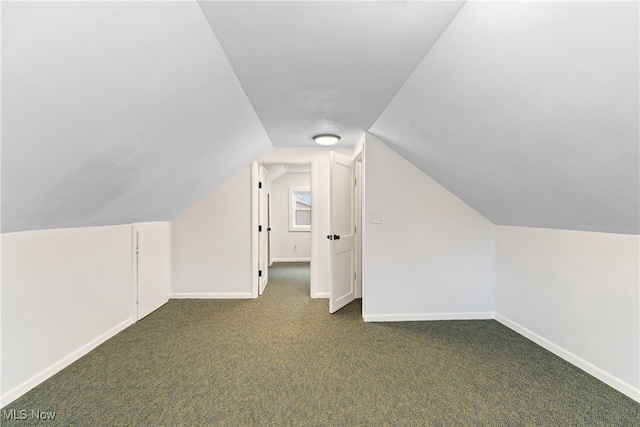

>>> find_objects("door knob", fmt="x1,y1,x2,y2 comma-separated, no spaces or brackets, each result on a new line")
333,235,340,240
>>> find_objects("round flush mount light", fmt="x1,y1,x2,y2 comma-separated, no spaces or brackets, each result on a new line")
313,134,341,146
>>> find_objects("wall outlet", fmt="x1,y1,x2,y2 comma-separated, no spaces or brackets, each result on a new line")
370,213,382,224
293,244,298,251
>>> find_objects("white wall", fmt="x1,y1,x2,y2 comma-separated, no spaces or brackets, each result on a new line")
363,134,495,321
270,172,311,262
171,148,352,299
1,225,134,405
264,164,287,186
495,226,640,401
171,167,252,298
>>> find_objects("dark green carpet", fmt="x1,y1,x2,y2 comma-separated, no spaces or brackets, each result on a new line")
3,262,639,426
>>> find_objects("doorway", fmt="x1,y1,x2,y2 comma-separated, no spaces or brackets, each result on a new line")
251,146,364,315
266,163,312,264
253,161,313,298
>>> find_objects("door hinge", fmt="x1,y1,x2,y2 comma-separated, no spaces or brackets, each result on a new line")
354,225,356,234
136,247,139,254
354,178,357,186
259,270,263,277
258,182,263,189
354,272,357,280
259,225,263,232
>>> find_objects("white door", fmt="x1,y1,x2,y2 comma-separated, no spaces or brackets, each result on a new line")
136,225,170,320
329,152,356,313
258,165,269,295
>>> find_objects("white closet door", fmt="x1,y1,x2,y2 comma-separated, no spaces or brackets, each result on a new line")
136,224,170,320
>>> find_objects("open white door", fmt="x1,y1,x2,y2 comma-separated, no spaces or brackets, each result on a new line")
258,165,269,295
136,224,170,320
329,152,356,313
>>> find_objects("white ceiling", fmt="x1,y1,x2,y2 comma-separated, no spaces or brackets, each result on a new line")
199,1,464,147
2,1,271,233
263,163,311,185
371,1,639,234
2,1,638,235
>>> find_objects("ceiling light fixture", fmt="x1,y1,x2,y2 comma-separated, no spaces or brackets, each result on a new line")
313,134,341,146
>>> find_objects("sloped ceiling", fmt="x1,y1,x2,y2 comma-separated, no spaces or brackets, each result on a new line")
1,1,272,233
199,1,465,147
2,1,638,235
371,1,639,235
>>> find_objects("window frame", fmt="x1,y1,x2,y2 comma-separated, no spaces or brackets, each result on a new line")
289,186,311,232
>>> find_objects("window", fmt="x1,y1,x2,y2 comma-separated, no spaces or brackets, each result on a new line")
289,187,311,231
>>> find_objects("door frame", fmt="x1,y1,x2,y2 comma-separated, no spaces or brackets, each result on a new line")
351,138,366,312
268,192,273,267
354,152,363,299
250,143,365,305
257,164,269,295
251,158,318,298
251,162,258,298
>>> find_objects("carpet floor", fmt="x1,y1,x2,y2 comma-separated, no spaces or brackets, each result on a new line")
2,262,639,426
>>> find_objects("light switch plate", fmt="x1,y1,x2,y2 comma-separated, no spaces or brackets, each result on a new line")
370,213,382,224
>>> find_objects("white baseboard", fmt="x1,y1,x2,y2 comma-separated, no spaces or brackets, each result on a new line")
313,292,329,299
363,311,495,322
271,258,311,263
0,318,134,407
496,314,640,403
169,292,253,299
